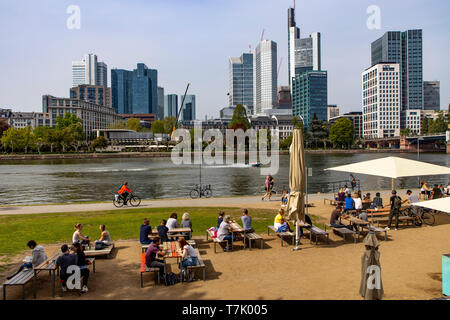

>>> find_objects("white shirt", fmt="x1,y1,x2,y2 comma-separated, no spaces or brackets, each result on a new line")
166,218,179,230
183,245,198,258
217,221,231,241
408,194,419,203
354,197,362,210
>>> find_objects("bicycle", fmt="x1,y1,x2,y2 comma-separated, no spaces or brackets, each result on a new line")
402,205,435,226
113,193,141,207
190,184,212,199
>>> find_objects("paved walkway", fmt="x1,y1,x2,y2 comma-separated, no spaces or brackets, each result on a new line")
0,188,420,216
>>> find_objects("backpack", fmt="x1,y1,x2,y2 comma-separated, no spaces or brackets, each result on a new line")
393,196,402,210
277,224,288,233
164,272,179,286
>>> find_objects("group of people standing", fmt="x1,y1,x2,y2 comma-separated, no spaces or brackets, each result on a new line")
420,180,450,200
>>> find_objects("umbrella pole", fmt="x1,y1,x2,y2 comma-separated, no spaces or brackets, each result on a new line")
391,178,394,191
293,212,300,251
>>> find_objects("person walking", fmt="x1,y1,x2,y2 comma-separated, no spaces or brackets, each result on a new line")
262,175,272,201
386,190,402,231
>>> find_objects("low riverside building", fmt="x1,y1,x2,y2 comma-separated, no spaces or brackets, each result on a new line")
9,112,38,129
329,111,363,138
41,95,121,137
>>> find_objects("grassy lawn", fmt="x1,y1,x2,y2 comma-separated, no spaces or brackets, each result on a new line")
0,207,321,263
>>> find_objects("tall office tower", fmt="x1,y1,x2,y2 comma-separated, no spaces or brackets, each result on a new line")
327,105,340,121
291,70,327,130
72,54,108,87
164,94,178,118
180,94,196,121
254,40,278,114
278,86,292,109
111,69,133,114
132,63,158,114
423,81,440,111
229,53,254,110
294,32,321,74
157,87,164,119
371,30,423,111
70,85,111,107
362,63,401,139
288,7,300,88
96,62,108,87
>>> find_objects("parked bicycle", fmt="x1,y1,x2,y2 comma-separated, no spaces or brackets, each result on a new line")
190,184,212,199
402,205,435,226
113,193,141,207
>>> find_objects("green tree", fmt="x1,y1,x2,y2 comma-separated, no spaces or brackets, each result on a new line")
1,127,25,153
151,120,165,134
280,135,293,149
421,117,430,134
22,126,35,153
91,136,108,150
33,126,49,153
0,120,9,138
229,104,250,130
329,118,354,149
307,114,329,149
55,113,82,130
108,120,127,129
429,112,447,133
400,128,411,136
163,116,178,134
126,118,143,132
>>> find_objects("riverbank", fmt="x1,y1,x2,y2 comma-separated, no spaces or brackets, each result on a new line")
0,149,436,161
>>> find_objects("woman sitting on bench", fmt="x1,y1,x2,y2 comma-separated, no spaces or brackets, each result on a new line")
73,223,90,248
178,238,198,281
94,224,111,248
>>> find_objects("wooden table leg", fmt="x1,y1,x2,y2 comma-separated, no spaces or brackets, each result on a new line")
33,270,37,298
52,270,55,298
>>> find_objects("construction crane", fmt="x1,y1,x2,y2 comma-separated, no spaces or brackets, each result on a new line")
260,29,265,42
171,82,190,139
277,57,283,78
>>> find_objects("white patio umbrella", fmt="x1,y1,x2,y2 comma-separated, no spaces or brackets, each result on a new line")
324,156,450,190
412,197,450,214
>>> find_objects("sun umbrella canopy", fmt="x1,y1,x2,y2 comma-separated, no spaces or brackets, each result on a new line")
412,197,450,214
286,128,306,222
324,156,450,179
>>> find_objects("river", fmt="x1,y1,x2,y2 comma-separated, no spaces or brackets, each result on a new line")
0,153,449,205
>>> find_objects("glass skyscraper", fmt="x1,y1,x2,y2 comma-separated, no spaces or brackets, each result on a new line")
371,30,423,111
180,94,196,121
291,70,328,130
164,94,178,118
111,63,158,115
229,53,254,110
254,40,278,114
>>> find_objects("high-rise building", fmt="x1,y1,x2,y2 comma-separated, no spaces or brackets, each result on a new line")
362,63,401,139
371,30,423,111
288,7,300,88
327,105,340,121
157,87,164,120
110,63,158,115
111,69,133,114
254,40,277,114
229,53,254,110
291,70,328,130
72,54,108,87
164,94,178,118
423,81,440,111
293,32,321,75
70,85,110,107
96,62,108,87
180,94,196,121
277,86,292,109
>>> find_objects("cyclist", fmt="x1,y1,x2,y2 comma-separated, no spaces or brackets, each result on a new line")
118,182,131,205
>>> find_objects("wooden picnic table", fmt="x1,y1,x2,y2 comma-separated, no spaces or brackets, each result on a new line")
33,252,61,298
167,228,192,234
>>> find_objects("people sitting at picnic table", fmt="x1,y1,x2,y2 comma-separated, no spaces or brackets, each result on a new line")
344,185,351,194
363,193,371,201
181,212,193,240
72,242,91,293
344,193,355,212
94,224,111,248
217,215,236,251
371,192,383,209
56,244,78,293
445,182,450,196
7,240,47,280
353,192,363,213
140,218,153,245
330,205,347,228
145,237,167,279
178,238,198,281
299,214,312,239
241,209,254,233
277,218,292,233
274,209,285,229
73,223,90,247
432,184,443,199
386,190,402,231
157,219,169,243
336,188,346,204
438,184,445,197
216,211,225,230
281,190,288,206
167,213,179,230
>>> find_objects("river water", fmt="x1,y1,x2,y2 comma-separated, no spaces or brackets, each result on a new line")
0,153,449,205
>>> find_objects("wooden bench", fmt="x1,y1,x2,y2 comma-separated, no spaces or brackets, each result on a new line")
141,240,195,253
325,223,357,243
308,225,329,245
2,268,35,300
361,225,388,241
84,243,114,258
205,229,227,253
371,215,416,228
186,249,206,281
267,226,295,247
243,232,264,250
59,257,95,297
140,252,162,287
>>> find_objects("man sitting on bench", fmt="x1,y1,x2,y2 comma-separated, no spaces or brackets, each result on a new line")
145,237,167,280
7,240,47,280
56,244,77,293
330,205,348,229
241,209,254,233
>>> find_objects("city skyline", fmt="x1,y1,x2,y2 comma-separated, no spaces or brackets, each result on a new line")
0,0,449,120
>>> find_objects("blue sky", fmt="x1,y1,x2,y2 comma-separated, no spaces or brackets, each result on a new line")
0,0,449,119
